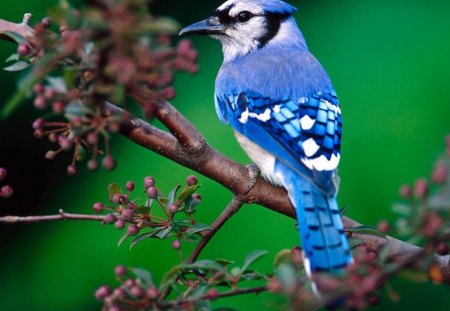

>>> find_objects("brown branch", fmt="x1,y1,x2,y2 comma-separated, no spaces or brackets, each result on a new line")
0,14,37,46
157,285,267,310
187,196,244,264
0,209,106,223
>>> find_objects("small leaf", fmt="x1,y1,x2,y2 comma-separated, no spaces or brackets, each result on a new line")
275,263,296,289
187,260,224,271
63,67,77,89
230,267,241,276
185,223,211,235
215,258,235,266
177,184,200,204
117,231,130,247
242,250,268,272
0,31,29,44
4,61,30,72
155,226,172,239
166,185,181,207
345,225,387,239
392,203,412,216
108,183,123,200
65,100,90,119
183,196,200,214
190,285,207,300
130,230,155,249
5,53,19,63
132,268,155,287
46,76,68,92
135,206,150,215
273,249,292,267
241,271,266,281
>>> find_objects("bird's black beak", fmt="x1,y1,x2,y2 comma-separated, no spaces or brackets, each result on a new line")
179,17,225,36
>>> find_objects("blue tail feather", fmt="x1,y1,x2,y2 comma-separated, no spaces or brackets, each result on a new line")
276,162,352,273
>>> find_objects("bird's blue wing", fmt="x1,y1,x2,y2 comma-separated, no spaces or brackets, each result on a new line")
215,89,342,193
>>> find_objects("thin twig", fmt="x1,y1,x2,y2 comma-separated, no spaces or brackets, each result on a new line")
187,196,244,263
158,285,267,310
0,209,106,223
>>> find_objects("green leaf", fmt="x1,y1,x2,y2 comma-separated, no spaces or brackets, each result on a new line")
135,206,150,215
177,184,200,203
108,183,122,200
345,225,387,239
273,249,292,267
154,226,172,239
183,196,201,214
241,270,266,281
4,61,30,72
166,185,181,207
132,268,155,287
0,31,29,45
185,223,211,235
242,250,268,272
190,285,207,300
130,230,155,249
65,100,90,119
230,267,241,276
63,68,77,89
46,76,67,92
215,259,235,266
5,53,19,63
275,263,296,289
180,260,224,272
117,231,130,247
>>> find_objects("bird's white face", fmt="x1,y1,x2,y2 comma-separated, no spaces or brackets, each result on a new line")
212,0,269,61
179,0,303,62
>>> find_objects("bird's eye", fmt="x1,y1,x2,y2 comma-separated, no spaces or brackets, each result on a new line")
237,11,252,23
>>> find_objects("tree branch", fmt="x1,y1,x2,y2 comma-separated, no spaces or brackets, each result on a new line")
187,196,244,264
0,209,106,223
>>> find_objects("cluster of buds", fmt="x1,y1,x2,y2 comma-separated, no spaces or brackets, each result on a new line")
3,0,199,176
92,175,204,250
0,167,13,198
395,135,450,257
93,179,148,235
32,104,121,175
95,266,162,311
343,244,384,309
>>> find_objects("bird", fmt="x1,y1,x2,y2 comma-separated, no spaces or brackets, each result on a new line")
180,0,352,275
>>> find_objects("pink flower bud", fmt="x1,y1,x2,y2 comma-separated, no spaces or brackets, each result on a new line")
413,178,429,199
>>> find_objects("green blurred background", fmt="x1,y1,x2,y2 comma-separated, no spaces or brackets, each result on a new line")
0,0,449,310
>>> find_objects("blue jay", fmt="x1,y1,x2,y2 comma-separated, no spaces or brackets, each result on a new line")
180,0,352,274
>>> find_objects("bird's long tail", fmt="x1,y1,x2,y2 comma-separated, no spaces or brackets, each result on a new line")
291,180,352,273
279,166,352,273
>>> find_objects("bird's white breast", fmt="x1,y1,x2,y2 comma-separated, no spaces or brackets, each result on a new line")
234,131,284,186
